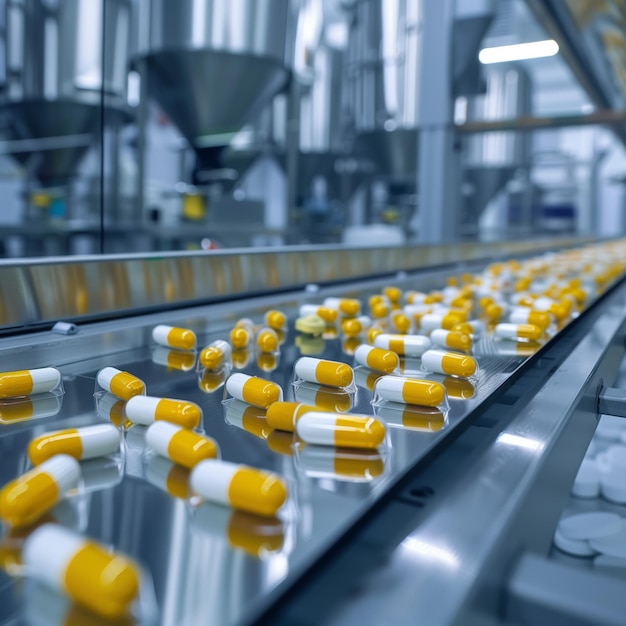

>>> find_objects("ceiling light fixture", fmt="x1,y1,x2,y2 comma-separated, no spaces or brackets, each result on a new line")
479,39,559,64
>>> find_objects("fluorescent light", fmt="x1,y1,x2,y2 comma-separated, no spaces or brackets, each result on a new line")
479,39,559,64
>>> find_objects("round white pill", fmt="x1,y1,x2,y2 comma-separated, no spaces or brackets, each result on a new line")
572,460,600,498
601,473,626,504
558,512,622,541
553,528,596,557
589,522,626,558
606,445,626,469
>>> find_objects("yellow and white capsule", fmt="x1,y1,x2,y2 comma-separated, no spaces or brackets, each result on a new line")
509,308,551,329
152,346,196,371
421,349,477,378
390,311,411,334
341,315,371,337
297,446,385,481
230,323,254,349
0,455,80,527
96,367,145,401
28,424,121,466
125,395,202,429
0,367,61,399
370,298,390,320
494,323,543,342
323,297,361,317
22,523,139,619
373,376,446,407
420,312,466,332
383,286,402,303
256,327,279,353
190,459,288,517
266,401,316,432
451,319,484,337
199,340,232,370
146,421,218,469
152,324,196,351
226,373,283,409
225,399,271,440
430,329,472,351
145,455,190,500
264,310,287,331
0,394,61,424
376,405,446,431
294,382,353,413
373,333,431,356
299,304,338,323
405,291,427,304
354,344,399,374
294,357,354,389
296,412,386,450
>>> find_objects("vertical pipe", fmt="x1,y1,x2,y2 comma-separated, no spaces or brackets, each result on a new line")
135,58,148,228
286,76,300,240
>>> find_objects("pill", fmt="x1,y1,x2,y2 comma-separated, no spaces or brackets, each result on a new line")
152,325,196,350
324,297,361,316
225,373,283,409
405,291,427,304
299,305,337,323
294,382,353,413
373,376,445,407
297,446,384,480
256,328,279,353
452,319,484,336
28,424,121,466
572,459,600,498
494,323,542,341
390,312,411,334
152,347,196,371
376,405,445,431
191,459,287,517
145,456,190,500
97,367,145,401
341,316,371,337
484,302,505,321
146,421,218,469
225,399,271,440
266,401,317,432
198,367,228,392
383,286,402,302
589,523,626,558
230,325,253,349
296,412,386,450
509,308,550,329
421,349,477,378
370,301,390,319
366,326,384,344
0,455,80,527
354,345,399,374
558,512,622,541
264,310,287,331
430,329,471,351
96,392,131,429
199,340,232,370
295,314,326,335
294,357,354,388
22,523,139,618
0,394,61,423
0,367,61,399
125,395,202,429
420,312,466,332
373,333,431,356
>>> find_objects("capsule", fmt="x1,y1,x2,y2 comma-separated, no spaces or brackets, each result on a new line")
145,455,190,500
198,367,228,392
390,312,411,334
297,446,384,481
0,455,80,527
341,316,371,337
420,312,466,332
373,376,446,407
152,324,196,350
366,326,385,345
225,399,271,440
296,412,386,450
22,524,139,619
146,421,218,469
299,304,337,323
266,401,316,432
430,329,472,351
509,308,551,329
0,394,61,424
230,325,253,349
294,357,354,389
199,340,232,370
354,344,399,374
294,382,353,413
383,286,402,303
152,346,196,371
0,367,61,399
28,424,121,466
125,395,202,429
373,333,431,356
376,405,445,431
264,310,287,331
451,320,484,337
494,323,543,342
190,459,288,517
256,328,279,353
484,302,506,321
323,297,361,316
226,373,283,409
96,392,131,429
97,367,145,401
421,349,477,378
405,291,427,304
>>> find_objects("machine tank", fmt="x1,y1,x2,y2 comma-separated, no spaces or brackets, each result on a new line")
0,0,131,187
